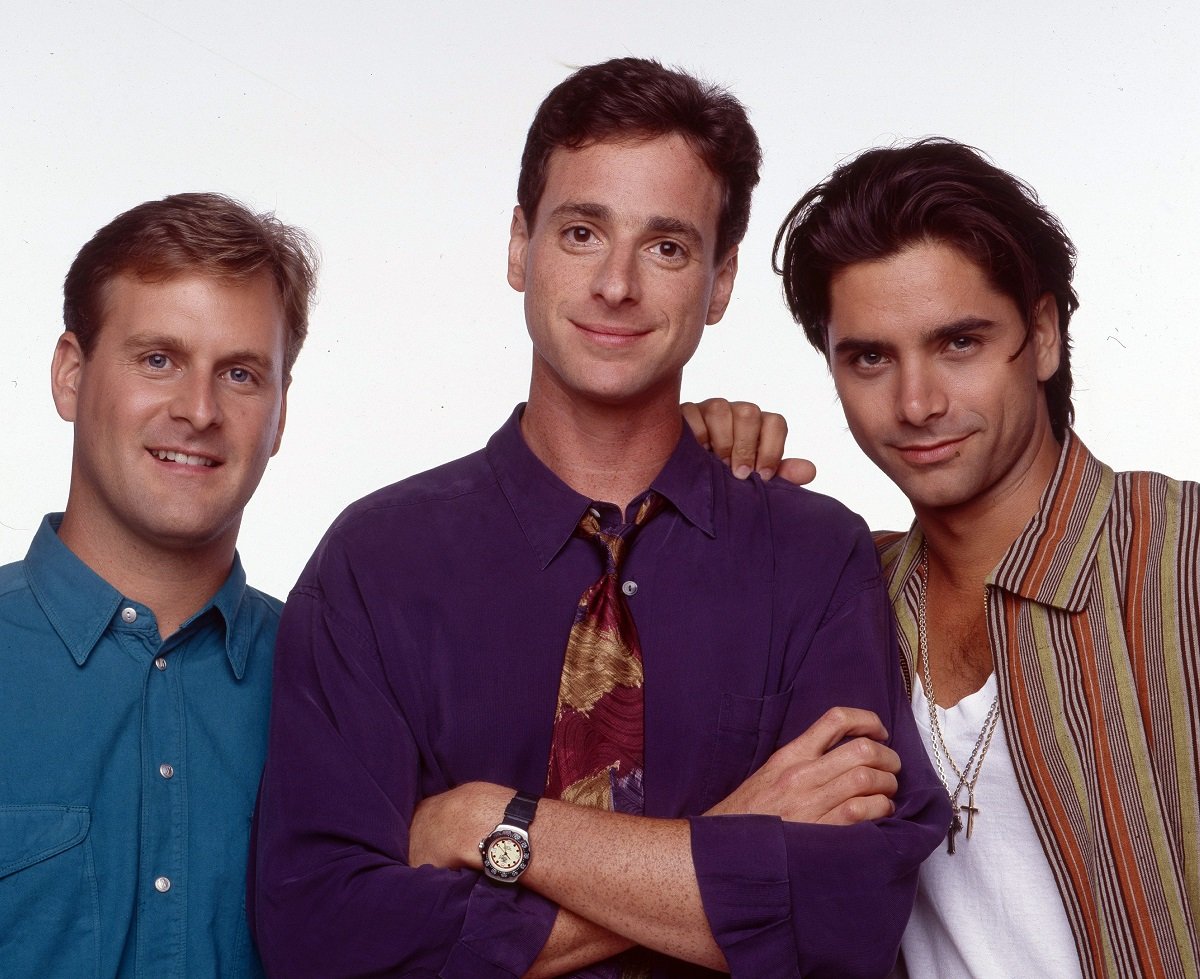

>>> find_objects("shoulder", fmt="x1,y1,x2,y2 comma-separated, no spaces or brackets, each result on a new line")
1063,435,1198,523
1110,466,1200,506
240,583,285,623
0,559,36,620
751,470,871,542
719,469,877,579
0,559,29,600
1105,465,1200,559
293,446,499,590
327,446,495,540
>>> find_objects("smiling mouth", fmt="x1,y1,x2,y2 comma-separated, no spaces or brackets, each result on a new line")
151,449,217,468
575,322,648,343
893,437,968,465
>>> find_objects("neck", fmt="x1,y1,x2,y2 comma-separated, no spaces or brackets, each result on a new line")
521,383,682,512
57,509,235,639
916,428,1062,591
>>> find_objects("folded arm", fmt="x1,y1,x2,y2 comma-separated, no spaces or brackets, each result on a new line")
410,706,902,971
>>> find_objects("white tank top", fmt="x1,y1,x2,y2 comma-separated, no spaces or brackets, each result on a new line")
900,673,1083,978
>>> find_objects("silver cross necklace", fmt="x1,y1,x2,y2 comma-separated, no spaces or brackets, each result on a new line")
917,541,1002,855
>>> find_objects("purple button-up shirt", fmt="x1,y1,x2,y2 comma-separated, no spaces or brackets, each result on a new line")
250,407,948,978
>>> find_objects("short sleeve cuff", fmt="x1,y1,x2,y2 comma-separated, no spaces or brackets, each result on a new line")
690,814,800,978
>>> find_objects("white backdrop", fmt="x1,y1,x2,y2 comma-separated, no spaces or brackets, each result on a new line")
4,2,1198,599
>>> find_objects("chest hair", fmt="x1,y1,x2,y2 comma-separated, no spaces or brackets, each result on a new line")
924,577,994,707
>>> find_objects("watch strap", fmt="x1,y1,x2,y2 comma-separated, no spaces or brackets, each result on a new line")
501,792,539,831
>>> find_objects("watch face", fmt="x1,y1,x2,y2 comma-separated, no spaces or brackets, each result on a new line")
487,837,522,870
481,827,530,881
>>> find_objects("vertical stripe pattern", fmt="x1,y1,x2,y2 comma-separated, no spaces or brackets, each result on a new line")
879,433,1200,977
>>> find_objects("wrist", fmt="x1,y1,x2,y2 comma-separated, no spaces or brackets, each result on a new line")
479,789,541,883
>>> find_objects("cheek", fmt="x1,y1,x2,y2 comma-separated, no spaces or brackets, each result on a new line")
79,383,152,437
831,377,881,430
238,403,286,456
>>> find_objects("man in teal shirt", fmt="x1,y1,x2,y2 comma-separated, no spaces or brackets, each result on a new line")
0,193,315,977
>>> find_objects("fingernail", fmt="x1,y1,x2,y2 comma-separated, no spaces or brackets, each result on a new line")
758,468,775,481
734,464,751,479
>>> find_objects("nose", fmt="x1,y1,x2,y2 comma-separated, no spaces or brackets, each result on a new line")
591,243,640,307
170,372,223,430
896,361,948,426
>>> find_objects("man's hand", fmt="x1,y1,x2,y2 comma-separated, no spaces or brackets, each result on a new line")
682,398,816,485
409,781,513,870
708,707,900,825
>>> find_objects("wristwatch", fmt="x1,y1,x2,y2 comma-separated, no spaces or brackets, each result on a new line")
478,792,539,883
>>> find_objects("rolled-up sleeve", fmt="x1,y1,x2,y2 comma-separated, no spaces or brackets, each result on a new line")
690,525,949,978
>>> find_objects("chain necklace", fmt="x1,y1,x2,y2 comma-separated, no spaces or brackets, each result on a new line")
917,541,1001,855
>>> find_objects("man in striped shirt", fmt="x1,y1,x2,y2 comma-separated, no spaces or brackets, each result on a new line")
694,138,1198,977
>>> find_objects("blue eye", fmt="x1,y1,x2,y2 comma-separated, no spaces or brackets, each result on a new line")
228,367,252,383
146,353,169,369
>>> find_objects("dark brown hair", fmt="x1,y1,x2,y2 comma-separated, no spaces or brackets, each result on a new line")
64,192,318,377
517,57,762,260
774,138,1079,439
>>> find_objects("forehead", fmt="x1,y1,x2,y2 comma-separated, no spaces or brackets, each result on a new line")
538,135,723,243
97,271,286,352
828,241,1017,339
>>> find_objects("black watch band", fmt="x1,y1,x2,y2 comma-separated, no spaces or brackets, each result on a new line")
502,792,540,832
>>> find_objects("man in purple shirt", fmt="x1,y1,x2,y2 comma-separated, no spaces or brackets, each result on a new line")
250,58,948,977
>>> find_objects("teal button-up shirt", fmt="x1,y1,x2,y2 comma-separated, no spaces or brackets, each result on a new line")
0,515,278,978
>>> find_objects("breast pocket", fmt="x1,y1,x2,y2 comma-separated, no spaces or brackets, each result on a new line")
0,805,100,979
700,687,794,807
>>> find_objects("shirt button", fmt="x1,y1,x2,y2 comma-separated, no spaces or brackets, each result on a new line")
154,876,171,893
159,763,174,779
621,580,638,597
154,657,167,671
120,607,137,624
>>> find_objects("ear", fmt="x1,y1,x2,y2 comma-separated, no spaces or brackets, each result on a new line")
507,206,530,293
271,377,290,457
704,246,739,325
1031,293,1061,383
51,331,85,423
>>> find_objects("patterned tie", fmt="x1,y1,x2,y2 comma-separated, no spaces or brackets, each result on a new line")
546,493,663,979
546,492,664,814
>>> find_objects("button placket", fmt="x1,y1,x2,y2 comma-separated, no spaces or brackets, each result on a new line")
140,627,186,965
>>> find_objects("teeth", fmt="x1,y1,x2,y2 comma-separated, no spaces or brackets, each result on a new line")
153,450,215,467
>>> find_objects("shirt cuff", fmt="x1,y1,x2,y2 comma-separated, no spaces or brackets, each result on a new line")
690,814,800,978
441,876,558,978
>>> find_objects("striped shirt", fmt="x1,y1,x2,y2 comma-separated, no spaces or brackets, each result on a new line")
878,432,1200,978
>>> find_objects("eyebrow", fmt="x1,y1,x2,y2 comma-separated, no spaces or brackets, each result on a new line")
547,201,705,247
832,316,999,358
